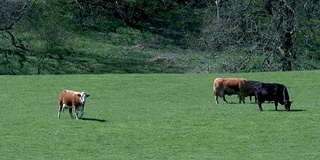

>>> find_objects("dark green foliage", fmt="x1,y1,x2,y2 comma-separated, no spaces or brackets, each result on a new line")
0,0,319,74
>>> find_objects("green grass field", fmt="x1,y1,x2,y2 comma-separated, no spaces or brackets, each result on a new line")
1,71,319,159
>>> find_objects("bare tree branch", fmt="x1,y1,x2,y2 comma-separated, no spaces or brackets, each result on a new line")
0,0,36,32
5,30,29,51
0,0,36,51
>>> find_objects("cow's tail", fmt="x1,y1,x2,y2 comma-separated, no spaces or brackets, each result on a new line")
213,83,217,98
58,99,63,112
58,98,62,118
213,82,220,104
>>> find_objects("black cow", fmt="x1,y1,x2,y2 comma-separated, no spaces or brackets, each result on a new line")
253,83,292,111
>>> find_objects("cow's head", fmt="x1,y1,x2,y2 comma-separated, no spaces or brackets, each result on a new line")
78,92,90,104
284,101,293,111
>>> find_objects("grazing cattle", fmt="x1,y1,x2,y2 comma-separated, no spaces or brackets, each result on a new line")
253,83,292,111
213,78,247,104
58,90,90,120
213,78,259,104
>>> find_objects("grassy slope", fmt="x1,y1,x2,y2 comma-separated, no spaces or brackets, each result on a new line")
0,70,319,159
69,32,207,74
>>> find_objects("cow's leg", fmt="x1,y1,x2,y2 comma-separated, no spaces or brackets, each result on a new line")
275,102,278,111
77,106,84,119
214,90,219,104
238,95,245,104
58,101,63,118
215,95,219,104
222,95,228,103
79,106,84,118
58,107,62,118
258,102,263,111
255,93,262,111
58,105,62,118
69,108,74,119
214,90,217,104
74,107,79,120
240,93,245,104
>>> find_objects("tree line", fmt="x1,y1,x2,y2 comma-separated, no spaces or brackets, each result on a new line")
0,0,319,74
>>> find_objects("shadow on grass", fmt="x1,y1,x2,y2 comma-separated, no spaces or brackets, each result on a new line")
79,117,107,122
290,109,307,112
223,102,239,104
265,109,307,112
224,102,256,104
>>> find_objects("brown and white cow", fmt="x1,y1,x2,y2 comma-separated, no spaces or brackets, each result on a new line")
58,90,90,120
213,78,257,104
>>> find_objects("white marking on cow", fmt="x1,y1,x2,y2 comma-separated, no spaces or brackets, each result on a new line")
79,92,88,104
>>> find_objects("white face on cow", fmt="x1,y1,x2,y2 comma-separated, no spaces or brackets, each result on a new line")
79,92,90,104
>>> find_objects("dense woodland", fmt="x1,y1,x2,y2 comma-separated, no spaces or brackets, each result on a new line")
0,0,319,74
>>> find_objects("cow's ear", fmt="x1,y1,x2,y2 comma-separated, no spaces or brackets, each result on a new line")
290,101,293,104
86,94,90,97
77,93,81,97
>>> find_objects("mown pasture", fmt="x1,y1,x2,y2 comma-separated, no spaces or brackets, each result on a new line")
0,71,319,159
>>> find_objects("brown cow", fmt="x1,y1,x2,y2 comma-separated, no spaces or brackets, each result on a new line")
213,78,246,104
58,90,90,120
213,78,259,104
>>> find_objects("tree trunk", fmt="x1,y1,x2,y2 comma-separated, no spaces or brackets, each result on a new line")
281,30,293,71
279,0,294,71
